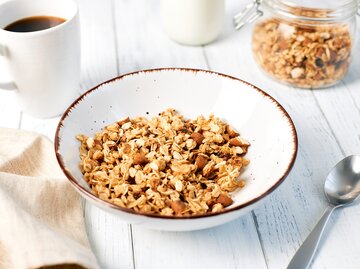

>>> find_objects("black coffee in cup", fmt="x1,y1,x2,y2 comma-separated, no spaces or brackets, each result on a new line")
4,16,65,32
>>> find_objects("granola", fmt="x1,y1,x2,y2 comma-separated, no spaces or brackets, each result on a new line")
252,18,352,88
76,109,250,216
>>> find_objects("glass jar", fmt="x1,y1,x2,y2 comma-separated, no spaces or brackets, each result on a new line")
234,0,358,89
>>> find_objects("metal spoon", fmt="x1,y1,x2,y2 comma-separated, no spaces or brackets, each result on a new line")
287,155,360,269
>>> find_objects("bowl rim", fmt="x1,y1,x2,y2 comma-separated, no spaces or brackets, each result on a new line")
54,68,298,220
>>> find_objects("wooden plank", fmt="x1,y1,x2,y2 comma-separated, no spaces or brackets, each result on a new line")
114,0,207,74
312,82,360,154
84,205,134,269
114,1,267,269
132,217,267,269
203,1,360,267
77,0,119,93
343,31,360,109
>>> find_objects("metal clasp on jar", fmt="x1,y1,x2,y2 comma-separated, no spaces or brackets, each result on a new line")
233,0,263,30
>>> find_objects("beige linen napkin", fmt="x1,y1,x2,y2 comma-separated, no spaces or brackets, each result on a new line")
0,128,100,269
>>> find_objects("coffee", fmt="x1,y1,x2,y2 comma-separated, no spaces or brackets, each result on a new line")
4,16,66,33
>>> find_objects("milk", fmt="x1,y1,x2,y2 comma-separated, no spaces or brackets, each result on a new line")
161,0,224,46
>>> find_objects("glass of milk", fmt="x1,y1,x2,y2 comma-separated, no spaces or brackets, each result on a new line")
161,0,224,46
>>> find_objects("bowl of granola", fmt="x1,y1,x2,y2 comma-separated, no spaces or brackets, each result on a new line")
55,68,298,231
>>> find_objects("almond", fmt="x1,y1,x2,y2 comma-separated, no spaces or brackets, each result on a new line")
229,137,242,147
133,153,148,165
226,125,239,138
171,200,186,215
195,154,208,171
216,194,233,207
190,132,204,145
117,117,130,126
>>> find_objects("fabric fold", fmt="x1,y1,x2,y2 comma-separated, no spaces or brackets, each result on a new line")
0,128,99,269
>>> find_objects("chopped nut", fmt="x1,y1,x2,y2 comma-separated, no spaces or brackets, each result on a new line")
234,147,244,155
117,117,130,126
229,137,243,147
226,125,239,138
122,122,132,130
156,159,166,171
195,154,208,171
202,161,215,177
216,194,233,207
106,123,119,132
133,153,148,165
190,132,205,145
92,150,104,160
171,200,187,215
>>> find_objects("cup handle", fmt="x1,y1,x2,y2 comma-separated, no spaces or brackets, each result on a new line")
0,44,17,90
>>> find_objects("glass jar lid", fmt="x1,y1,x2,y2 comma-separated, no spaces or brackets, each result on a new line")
234,0,359,30
264,0,359,21
276,0,355,10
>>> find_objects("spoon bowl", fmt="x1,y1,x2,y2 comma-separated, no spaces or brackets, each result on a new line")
325,155,360,205
288,155,360,269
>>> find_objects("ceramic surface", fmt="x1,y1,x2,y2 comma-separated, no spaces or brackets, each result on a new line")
55,68,297,231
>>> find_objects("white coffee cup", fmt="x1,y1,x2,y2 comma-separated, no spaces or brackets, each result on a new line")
0,0,80,118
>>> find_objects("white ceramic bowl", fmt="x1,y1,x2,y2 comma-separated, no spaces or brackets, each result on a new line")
55,68,297,231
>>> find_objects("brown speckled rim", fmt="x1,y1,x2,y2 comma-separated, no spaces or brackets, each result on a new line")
55,68,298,220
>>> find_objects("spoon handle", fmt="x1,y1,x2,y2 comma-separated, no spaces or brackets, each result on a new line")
287,205,336,269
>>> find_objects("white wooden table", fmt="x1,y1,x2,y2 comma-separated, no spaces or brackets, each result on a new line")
1,0,360,268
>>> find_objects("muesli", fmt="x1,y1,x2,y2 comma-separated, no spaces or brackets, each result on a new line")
252,18,352,88
77,109,250,216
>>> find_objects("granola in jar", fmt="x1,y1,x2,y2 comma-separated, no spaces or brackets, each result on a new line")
234,0,357,89
252,18,352,88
